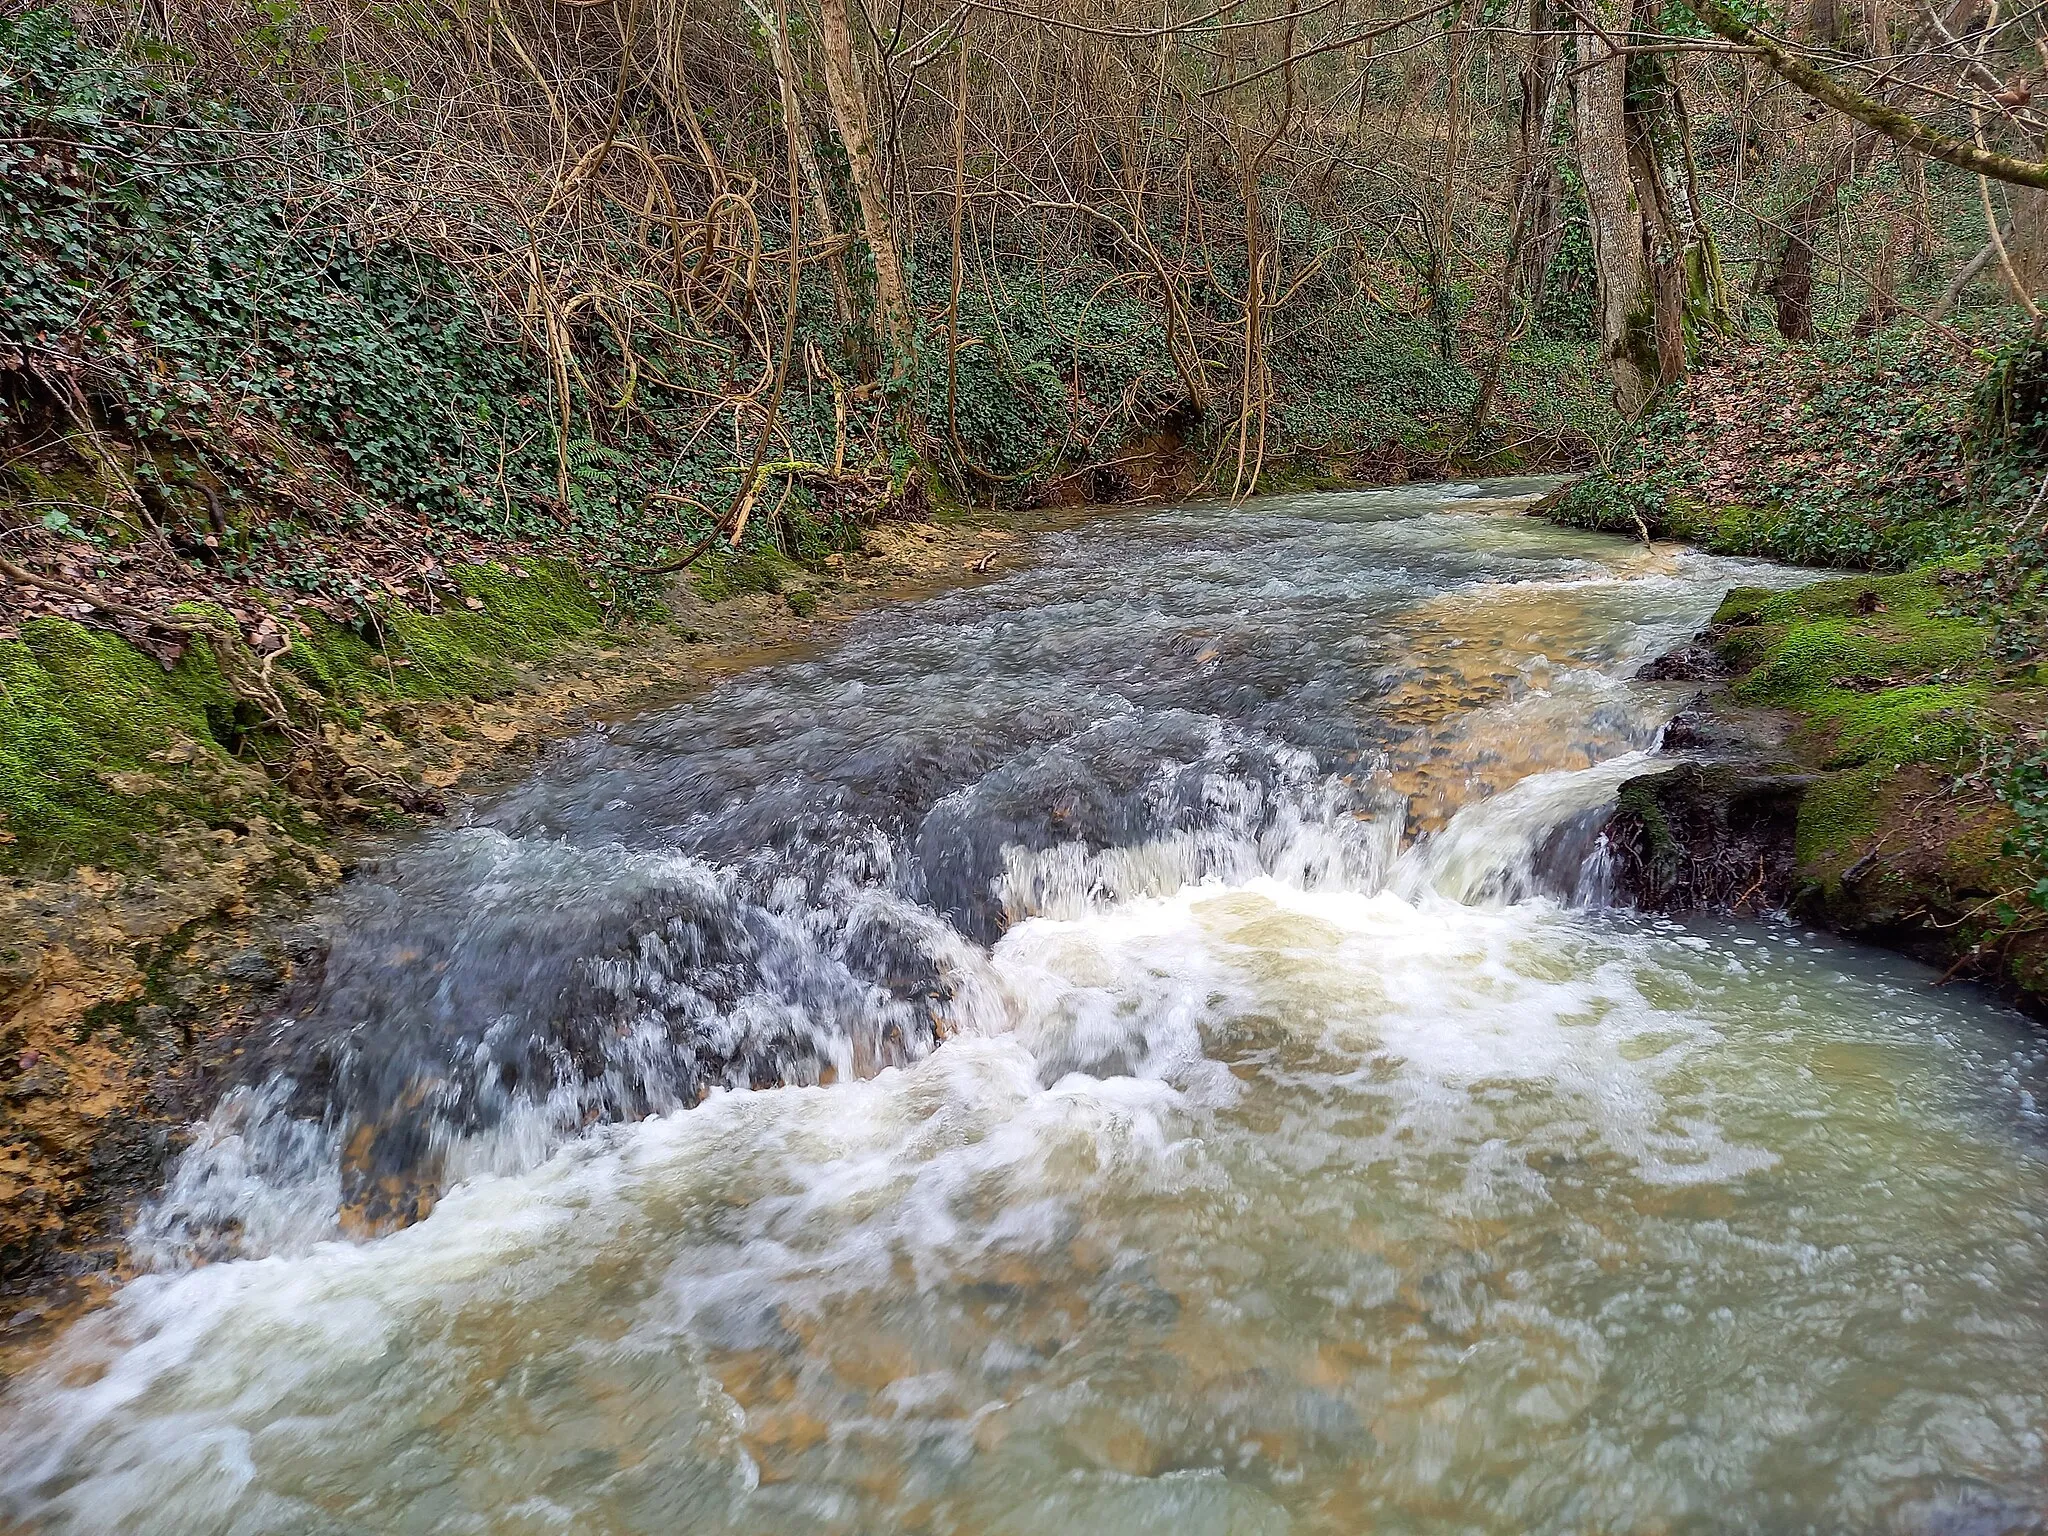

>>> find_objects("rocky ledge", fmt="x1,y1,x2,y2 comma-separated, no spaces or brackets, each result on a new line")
1605,564,2048,1020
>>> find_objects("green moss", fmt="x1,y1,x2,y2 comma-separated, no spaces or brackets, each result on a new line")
1252,458,1349,496
1806,684,1986,768
1740,614,1984,700
1702,504,1793,556
1710,585,1778,627
281,559,606,703
1613,773,1682,886
0,618,242,872
693,545,801,603
1723,566,1993,776
1795,763,1888,871
1652,498,1790,554
2,560,613,877
8,460,107,514
918,462,976,524
278,619,397,718
1730,569,1988,704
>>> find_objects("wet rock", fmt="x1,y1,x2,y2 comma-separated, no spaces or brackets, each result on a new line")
1636,639,1725,681
215,948,281,989
1892,1485,2048,1536
1606,763,1814,914
280,924,326,964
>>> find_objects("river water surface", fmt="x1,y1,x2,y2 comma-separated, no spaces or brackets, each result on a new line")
5,482,2048,1533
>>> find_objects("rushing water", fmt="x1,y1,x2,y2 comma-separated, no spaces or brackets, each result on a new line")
6,482,2048,1534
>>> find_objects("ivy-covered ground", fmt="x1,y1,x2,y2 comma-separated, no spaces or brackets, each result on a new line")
1550,327,2043,568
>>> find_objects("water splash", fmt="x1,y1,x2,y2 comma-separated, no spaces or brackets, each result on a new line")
9,484,2048,1536
127,494,1790,1266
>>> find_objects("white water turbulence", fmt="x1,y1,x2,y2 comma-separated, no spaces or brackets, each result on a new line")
7,480,2048,1535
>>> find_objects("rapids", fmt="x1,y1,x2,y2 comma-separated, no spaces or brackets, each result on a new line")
4,481,2046,1534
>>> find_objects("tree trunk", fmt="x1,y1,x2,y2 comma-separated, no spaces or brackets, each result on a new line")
812,0,914,380
1624,50,1732,383
742,0,857,352
1771,152,1852,340
1513,0,1567,316
1852,208,1908,333
1571,0,1655,416
1469,0,1565,433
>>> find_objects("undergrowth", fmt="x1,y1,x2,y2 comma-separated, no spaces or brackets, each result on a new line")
1553,325,2041,569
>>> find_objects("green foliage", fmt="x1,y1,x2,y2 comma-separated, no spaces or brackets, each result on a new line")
910,265,1182,492
1963,330,2048,665
1533,185,1597,341
1269,297,1477,452
2001,751,2048,911
0,11,870,585
0,10,558,538
1973,328,2048,458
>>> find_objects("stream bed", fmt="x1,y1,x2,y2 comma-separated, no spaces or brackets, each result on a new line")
4,481,2047,1533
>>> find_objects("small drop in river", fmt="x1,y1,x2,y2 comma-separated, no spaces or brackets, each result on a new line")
5,481,2046,1534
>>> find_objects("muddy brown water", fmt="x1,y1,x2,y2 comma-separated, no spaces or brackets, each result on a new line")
3,481,2046,1534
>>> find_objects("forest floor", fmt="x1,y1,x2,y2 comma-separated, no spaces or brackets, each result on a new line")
0,515,1022,1326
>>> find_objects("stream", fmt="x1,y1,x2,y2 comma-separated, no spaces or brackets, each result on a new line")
5,480,2048,1533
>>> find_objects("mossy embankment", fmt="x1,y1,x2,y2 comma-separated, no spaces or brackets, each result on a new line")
1608,564,2048,1012
2,559,609,877
0,518,1012,1304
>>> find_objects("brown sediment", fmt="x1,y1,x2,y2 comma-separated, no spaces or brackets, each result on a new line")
1369,549,1685,835
0,518,1029,1331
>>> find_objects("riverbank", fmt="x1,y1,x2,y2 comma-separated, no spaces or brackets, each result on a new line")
0,515,1023,1313
1601,565,2048,1018
1538,326,2048,1017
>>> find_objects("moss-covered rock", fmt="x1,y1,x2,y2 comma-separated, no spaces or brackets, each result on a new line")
1610,558,2048,1015
0,619,253,874
283,559,608,707
1716,565,2000,776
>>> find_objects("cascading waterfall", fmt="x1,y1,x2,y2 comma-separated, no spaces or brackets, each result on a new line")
128,709,1630,1267
7,481,2048,1536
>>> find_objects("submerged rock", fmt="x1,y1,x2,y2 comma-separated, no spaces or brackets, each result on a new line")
1634,639,1724,682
